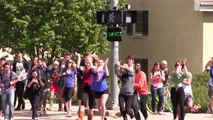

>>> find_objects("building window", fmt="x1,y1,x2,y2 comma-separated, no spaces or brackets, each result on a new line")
127,10,149,37
135,11,143,34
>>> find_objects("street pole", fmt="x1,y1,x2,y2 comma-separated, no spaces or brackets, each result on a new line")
109,0,119,110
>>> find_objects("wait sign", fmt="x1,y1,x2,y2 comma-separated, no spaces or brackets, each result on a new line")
107,27,123,41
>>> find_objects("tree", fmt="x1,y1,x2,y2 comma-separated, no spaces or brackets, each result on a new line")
0,0,109,64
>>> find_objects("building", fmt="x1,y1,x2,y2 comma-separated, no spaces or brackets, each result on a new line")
117,0,213,74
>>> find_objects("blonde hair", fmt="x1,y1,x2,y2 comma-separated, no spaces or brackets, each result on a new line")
53,61,59,65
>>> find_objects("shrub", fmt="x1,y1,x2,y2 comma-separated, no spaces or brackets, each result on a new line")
192,72,210,112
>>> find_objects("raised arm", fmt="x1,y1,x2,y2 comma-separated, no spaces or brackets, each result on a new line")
182,58,188,74
205,57,213,71
104,58,109,77
75,52,81,69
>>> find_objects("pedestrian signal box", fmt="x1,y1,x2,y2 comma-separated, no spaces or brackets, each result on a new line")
107,27,123,42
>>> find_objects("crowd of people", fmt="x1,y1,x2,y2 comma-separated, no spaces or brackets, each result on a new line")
0,52,110,120
0,52,212,120
115,56,203,120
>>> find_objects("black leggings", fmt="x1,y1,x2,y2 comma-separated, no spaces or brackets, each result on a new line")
62,87,74,102
139,94,148,119
119,94,134,120
171,87,185,120
132,91,141,120
29,94,40,119
14,81,26,108
0,96,2,110
81,86,95,109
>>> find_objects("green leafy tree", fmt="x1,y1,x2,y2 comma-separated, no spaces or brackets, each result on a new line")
0,0,109,64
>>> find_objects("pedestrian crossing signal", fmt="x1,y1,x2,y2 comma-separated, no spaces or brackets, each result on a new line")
107,27,123,42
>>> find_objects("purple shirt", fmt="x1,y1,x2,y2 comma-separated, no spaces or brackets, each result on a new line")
1,71,19,93
91,69,108,92
63,69,77,88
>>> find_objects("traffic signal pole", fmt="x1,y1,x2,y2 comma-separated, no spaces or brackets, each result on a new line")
109,0,119,110
96,0,137,110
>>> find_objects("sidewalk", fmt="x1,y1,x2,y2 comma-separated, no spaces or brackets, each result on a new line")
9,101,213,120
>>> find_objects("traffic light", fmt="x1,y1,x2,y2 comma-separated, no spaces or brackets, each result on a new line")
106,10,123,25
96,11,106,24
123,10,137,24
107,27,123,41
97,10,137,25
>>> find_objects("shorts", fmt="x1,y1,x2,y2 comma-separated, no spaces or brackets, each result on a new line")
93,89,109,99
77,83,83,100
185,94,193,106
50,84,61,95
62,87,74,102
208,85,213,98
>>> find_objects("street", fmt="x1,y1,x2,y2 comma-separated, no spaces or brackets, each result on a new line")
9,101,213,120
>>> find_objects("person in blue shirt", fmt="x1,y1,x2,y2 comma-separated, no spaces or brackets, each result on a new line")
205,57,213,114
91,58,109,120
61,60,77,117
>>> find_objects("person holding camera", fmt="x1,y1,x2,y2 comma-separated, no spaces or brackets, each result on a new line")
149,62,165,115
170,58,188,120
27,69,44,120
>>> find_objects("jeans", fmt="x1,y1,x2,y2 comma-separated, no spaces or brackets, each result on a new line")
41,87,48,109
1,90,15,119
151,85,164,112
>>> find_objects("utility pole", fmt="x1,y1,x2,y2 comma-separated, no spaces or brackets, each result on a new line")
109,0,119,110
96,0,137,110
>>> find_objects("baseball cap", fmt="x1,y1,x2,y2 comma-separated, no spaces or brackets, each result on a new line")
161,60,167,65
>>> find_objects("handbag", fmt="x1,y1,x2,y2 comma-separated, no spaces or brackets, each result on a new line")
55,76,66,89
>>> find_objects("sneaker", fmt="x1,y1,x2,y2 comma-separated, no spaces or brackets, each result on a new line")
46,107,52,111
115,112,121,117
22,104,25,110
10,118,14,120
38,110,43,117
15,107,21,111
66,111,72,117
58,108,63,111
43,108,46,115
129,109,134,119
151,112,158,115
157,111,166,115
32,117,38,120
184,115,188,120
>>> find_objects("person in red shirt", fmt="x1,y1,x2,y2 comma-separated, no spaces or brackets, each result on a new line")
133,63,149,120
